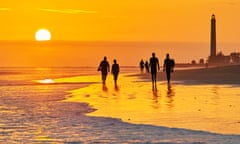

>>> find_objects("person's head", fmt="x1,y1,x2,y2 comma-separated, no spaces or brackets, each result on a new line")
104,56,107,61
113,59,117,64
152,52,155,57
166,53,170,58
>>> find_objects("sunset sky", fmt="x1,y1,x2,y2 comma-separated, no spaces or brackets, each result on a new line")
1,0,240,66
1,0,239,42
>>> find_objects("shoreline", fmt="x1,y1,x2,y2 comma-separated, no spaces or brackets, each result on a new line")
31,66,240,135
133,64,240,85
1,67,239,143
64,70,240,135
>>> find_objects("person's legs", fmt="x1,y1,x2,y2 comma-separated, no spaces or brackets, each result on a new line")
151,72,157,90
102,74,107,85
166,71,171,84
156,73,157,82
151,73,154,83
114,74,118,86
154,73,157,89
151,73,154,89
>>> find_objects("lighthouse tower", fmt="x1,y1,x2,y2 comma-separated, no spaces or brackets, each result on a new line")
210,14,216,57
208,14,230,64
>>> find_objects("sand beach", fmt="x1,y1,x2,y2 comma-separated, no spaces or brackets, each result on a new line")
136,64,240,85
65,65,240,135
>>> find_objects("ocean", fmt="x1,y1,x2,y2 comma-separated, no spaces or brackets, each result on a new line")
1,40,240,67
0,67,240,143
0,40,211,67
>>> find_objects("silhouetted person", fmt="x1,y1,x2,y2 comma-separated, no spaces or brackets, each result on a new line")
139,59,145,73
163,53,175,84
149,52,160,90
111,59,120,87
145,60,149,73
98,56,110,85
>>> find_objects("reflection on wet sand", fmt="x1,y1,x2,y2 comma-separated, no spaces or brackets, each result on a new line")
166,84,175,109
151,84,176,110
102,84,108,92
65,75,240,134
152,88,160,109
114,85,120,92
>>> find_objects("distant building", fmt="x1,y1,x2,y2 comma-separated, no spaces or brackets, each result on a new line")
199,58,204,64
230,52,240,63
208,52,230,64
191,60,196,64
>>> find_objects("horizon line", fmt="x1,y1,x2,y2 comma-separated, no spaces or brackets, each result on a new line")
0,40,210,43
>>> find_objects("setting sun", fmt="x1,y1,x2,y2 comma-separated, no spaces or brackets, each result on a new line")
35,29,51,41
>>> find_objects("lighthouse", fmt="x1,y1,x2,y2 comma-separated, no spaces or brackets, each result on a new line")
210,14,216,57
208,14,231,64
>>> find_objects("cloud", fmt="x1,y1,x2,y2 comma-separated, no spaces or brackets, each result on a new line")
225,0,238,6
39,8,97,14
103,15,117,18
0,8,10,11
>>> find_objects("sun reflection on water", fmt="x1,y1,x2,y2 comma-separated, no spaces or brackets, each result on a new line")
37,79,55,84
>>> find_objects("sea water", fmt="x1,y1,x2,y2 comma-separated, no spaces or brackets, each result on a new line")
0,67,240,143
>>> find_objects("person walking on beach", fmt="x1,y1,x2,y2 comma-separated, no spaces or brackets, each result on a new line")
145,60,150,73
111,59,120,87
163,53,175,84
149,52,160,90
139,59,145,73
98,56,110,85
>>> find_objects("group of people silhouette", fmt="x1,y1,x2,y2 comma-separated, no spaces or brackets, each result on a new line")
140,59,150,73
98,56,119,88
140,53,175,90
97,52,175,91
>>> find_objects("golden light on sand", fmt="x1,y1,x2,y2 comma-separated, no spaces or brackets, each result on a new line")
38,79,55,84
35,29,51,41
65,74,240,134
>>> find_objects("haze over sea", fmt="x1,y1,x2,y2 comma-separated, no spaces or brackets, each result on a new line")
1,40,240,67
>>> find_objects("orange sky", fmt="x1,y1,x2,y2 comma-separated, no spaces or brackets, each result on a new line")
1,0,240,67
1,0,240,42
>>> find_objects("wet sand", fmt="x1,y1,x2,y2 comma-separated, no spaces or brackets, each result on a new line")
64,67,240,134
